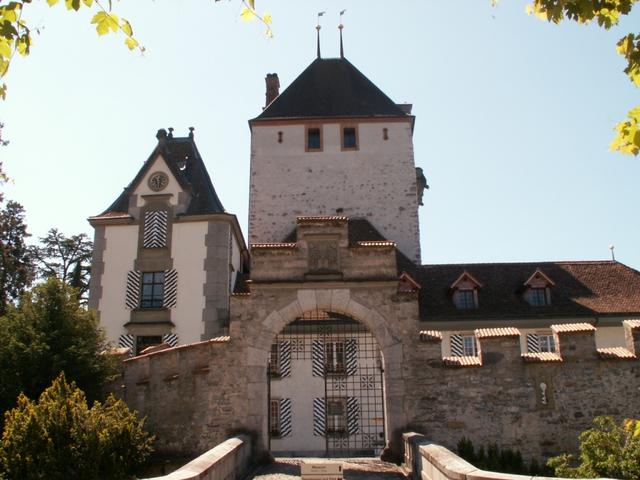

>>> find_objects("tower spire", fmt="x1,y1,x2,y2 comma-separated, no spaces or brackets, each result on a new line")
316,11,325,59
339,9,346,58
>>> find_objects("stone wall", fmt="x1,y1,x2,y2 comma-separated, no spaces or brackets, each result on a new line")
120,300,640,462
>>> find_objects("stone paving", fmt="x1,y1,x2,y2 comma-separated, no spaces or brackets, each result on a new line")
248,458,406,480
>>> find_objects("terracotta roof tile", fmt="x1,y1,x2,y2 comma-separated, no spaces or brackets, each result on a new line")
475,327,520,339
522,352,563,363
251,243,297,249
625,319,640,329
297,216,348,222
551,323,596,334
597,347,636,360
443,356,482,367
420,261,640,321
419,330,443,342
355,241,396,247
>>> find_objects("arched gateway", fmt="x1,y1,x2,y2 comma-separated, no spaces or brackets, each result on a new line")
268,309,385,457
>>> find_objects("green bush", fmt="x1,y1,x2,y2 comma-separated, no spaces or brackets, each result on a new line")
456,437,551,475
0,373,154,480
547,416,640,479
0,278,116,416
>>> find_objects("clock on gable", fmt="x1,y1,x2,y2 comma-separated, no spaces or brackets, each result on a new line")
148,172,169,192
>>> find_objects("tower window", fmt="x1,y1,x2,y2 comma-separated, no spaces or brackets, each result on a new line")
326,398,347,434
342,127,357,149
307,127,321,151
136,335,163,355
270,399,281,436
325,341,345,374
140,271,164,308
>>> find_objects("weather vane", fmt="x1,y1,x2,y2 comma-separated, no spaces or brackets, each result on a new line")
316,11,325,58
339,9,346,58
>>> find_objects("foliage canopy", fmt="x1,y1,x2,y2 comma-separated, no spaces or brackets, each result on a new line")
547,416,640,479
0,373,154,480
0,278,115,415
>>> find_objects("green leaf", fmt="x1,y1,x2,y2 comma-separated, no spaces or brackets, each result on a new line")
0,38,11,58
46,0,60,5
65,0,81,11
240,7,256,22
90,11,119,36
263,12,272,25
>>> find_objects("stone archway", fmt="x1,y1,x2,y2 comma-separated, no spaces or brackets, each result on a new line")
237,288,406,458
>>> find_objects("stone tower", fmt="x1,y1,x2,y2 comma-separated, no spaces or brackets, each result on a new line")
248,57,422,264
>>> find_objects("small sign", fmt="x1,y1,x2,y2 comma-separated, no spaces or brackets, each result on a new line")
301,462,343,480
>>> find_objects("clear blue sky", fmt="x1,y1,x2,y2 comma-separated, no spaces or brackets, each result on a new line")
2,1,639,269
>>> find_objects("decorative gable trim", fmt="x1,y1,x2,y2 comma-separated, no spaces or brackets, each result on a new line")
524,268,555,287
398,272,421,293
450,271,483,290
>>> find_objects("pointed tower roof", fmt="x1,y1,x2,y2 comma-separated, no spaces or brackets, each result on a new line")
253,57,410,121
94,130,225,218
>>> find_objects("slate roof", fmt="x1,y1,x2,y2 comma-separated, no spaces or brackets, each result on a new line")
97,133,225,218
253,58,410,120
419,261,640,321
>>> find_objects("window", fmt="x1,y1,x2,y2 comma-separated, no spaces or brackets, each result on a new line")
307,127,321,150
325,341,345,374
270,399,281,436
136,335,162,355
530,287,549,306
463,335,477,356
326,398,346,434
454,290,476,310
342,127,357,149
538,334,556,353
269,343,280,376
141,272,164,308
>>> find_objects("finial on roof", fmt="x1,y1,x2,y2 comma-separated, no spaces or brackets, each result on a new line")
168,127,174,139
316,11,325,59
339,9,346,58
189,127,195,139
156,128,167,143
609,244,616,261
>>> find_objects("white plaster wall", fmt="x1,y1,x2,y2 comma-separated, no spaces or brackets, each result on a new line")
171,221,208,344
595,326,627,348
249,121,421,264
98,225,139,345
134,155,182,207
270,331,384,454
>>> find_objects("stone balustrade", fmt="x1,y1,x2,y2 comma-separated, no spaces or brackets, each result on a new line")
402,432,612,480
142,435,252,480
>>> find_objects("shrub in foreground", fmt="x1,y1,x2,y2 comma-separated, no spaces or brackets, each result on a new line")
547,416,640,479
0,373,154,480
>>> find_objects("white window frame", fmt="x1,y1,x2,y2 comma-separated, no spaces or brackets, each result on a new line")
462,335,477,356
538,333,556,353
270,398,281,437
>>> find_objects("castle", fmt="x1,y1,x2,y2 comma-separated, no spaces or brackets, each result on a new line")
88,51,640,460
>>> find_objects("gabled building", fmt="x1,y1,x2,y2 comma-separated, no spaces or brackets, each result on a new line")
88,129,247,355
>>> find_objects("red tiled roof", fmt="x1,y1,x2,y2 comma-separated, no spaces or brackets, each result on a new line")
420,261,640,320
355,240,396,248
297,216,348,222
625,319,640,329
551,323,596,334
443,356,482,367
252,243,297,249
597,347,636,360
522,352,563,363
475,327,520,339
419,330,442,342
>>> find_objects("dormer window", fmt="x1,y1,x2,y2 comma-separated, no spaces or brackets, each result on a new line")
450,271,482,310
454,290,476,310
524,269,554,307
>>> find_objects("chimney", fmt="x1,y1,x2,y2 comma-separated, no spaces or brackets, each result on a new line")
397,103,413,114
265,73,280,108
